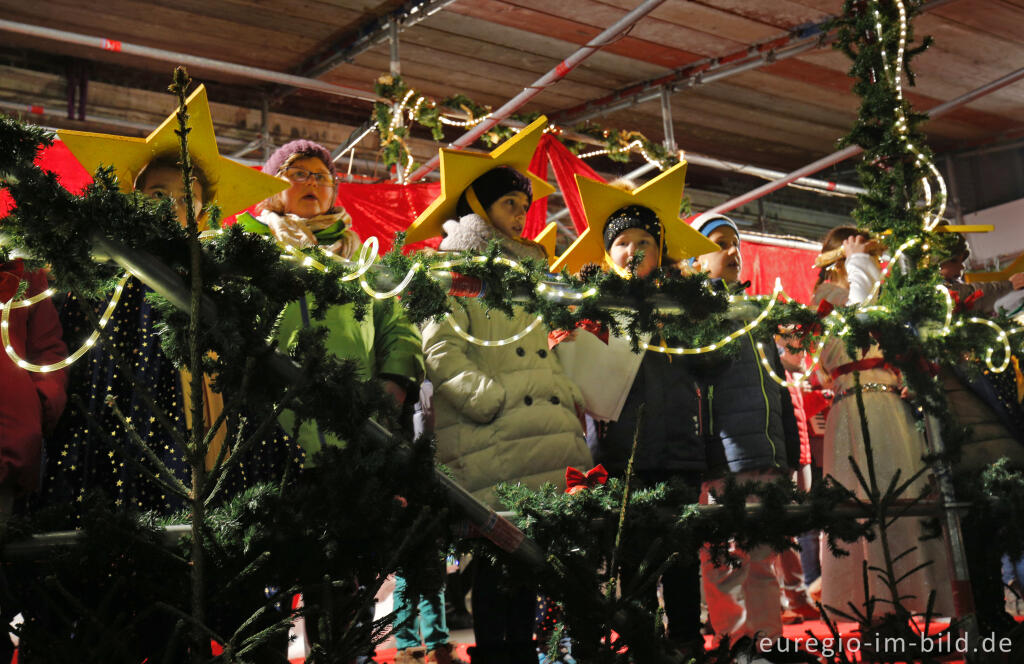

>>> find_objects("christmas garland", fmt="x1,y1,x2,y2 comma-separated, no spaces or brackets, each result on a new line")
371,74,680,174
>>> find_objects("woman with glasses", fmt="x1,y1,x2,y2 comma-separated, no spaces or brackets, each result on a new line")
246,139,359,258
243,138,425,655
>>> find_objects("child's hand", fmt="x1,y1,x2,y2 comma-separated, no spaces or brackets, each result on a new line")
842,235,874,257
1010,272,1024,290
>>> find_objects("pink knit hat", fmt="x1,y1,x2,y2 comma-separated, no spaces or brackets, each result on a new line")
263,140,336,179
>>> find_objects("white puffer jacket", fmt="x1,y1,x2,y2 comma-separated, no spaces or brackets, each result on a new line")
422,215,592,508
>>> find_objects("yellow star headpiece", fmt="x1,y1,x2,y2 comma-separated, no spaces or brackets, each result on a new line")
551,162,718,274
404,116,555,244
57,85,287,219
533,221,559,265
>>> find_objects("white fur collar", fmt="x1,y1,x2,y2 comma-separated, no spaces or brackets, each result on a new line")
439,214,545,261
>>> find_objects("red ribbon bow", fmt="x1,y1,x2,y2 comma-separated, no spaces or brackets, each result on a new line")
548,319,610,350
565,464,609,494
950,288,983,314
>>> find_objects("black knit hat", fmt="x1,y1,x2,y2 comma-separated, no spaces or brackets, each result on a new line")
603,205,662,250
455,166,533,217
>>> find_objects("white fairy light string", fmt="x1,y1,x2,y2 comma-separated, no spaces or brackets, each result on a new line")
2,272,130,373
5,235,1020,374
872,0,947,231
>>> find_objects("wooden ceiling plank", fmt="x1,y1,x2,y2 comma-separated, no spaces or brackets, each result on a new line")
134,0,355,37
762,56,1021,132
683,0,831,30
354,41,609,101
410,12,669,81
0,4,309,69
685,79,855,132
392,25,637,90
445,0,703,69
18,0,319,58
499,0,750,55
592,0,790,44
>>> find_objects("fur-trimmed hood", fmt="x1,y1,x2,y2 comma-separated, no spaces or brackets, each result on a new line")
439,214,546,262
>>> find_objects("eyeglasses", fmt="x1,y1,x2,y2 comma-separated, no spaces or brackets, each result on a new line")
285,168,335,187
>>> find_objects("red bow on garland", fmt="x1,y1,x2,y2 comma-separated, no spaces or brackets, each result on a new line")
565,464,609,494
950,288,983,314
799,299,835,338
0,260,25,303
548,319,610,350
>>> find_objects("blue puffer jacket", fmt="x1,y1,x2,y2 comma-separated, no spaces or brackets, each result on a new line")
703,330,799,476
591,351,705,475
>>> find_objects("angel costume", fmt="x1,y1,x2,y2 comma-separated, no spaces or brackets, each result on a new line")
815,253,954,619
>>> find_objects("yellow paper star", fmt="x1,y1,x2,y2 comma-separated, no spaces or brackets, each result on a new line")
58,85,288,219
533,221,559,264
551,162,719,274
404,116,555,244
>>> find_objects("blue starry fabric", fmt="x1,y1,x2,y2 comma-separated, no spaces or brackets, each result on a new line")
35,277,304,520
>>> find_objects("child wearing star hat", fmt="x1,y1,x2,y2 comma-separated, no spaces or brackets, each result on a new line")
47,85,296,518
409,117,591,664
551,164,718,658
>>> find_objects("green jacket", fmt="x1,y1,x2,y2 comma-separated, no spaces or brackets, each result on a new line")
239,212,424,460
276,295,424,460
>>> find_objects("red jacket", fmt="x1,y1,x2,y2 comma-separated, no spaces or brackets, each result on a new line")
0,261,68,493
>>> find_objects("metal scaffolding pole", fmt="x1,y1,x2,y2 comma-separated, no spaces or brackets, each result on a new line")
0,19,385,104
406,0,668,182
703,66,1024,217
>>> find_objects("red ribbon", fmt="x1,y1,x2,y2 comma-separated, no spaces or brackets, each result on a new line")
951,288,983,314
548,319,610,350
830,357,893,380
565,464,609,494
0,259,25,303
447,272,484,298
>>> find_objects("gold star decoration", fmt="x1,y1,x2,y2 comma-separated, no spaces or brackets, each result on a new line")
551,162,719,274
58,85,288,220
404,116,555,244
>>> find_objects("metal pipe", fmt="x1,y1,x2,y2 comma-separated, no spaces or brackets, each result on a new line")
0,19,386,104
332,121,377,162
556,0,955,124
563,35,823,124
389,20,401,78
704,66,1024,217
684,152,864,197
407,0,668,182
660,89,676,153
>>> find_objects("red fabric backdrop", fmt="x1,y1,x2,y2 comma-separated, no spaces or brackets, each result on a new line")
738,240,819,304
